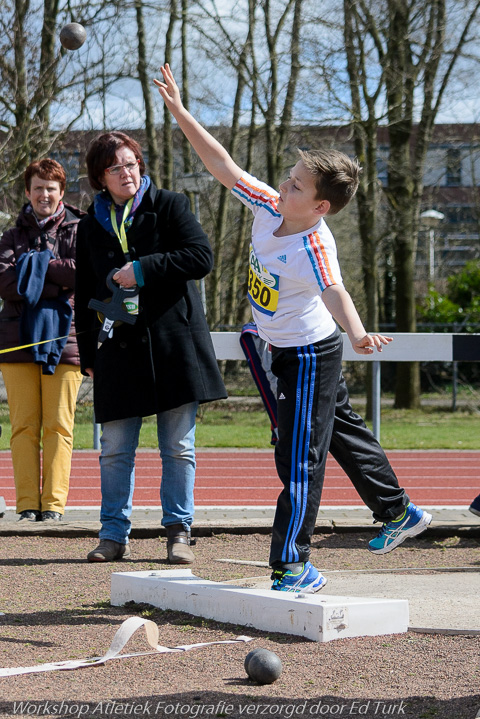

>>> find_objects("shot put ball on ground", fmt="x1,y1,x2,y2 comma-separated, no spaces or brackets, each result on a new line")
245,648,283,685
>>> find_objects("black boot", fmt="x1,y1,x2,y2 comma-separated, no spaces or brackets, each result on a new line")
166,524,195,564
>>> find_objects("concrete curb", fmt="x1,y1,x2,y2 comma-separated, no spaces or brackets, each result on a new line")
1,518,479,539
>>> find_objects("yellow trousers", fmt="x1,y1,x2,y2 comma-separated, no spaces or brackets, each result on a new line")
0,363,83,514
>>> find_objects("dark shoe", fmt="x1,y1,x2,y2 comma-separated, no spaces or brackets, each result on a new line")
41,511,62,522
18,510,41,522
87,540,131,563
166,523,195,564
469,493,480,517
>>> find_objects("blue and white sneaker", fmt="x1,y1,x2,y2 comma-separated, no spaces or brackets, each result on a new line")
368,502,432,555
469,494,480,517
271,561,328,593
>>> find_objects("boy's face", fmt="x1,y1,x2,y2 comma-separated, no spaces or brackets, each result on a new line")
277,161,329,227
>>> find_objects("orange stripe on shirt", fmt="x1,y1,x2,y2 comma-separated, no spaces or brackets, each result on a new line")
239,176,279,212
307,230,336,287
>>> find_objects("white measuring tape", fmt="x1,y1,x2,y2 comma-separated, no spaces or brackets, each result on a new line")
0,616,252,677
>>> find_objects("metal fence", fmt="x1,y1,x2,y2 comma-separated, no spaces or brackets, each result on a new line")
0,332,478,446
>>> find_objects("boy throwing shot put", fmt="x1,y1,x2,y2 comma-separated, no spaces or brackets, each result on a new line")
155,64,432,593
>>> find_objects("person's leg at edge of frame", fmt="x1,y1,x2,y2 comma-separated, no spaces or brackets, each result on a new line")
157,401,198,565
87,416,142,562
469,493,480,517
40,364,83,522
269,329,343,593
0,363,42,521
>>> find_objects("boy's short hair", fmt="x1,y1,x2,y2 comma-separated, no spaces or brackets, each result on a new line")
298,149,361,215
24,158,66,193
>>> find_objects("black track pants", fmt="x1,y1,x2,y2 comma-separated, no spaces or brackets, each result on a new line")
269,329,409,569
329,373,408,523
269,329,343,568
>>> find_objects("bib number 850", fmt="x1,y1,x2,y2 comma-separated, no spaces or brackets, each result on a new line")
248,268,271,308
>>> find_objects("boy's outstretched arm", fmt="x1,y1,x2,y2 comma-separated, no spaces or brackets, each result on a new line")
322,285,393,355
154,64,243,191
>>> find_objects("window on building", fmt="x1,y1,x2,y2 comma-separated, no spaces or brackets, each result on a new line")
446,149,462,187
446,206,476,224
376,155,388,186
51,151,80,193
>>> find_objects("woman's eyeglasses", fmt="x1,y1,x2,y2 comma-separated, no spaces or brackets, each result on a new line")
105,160,140,175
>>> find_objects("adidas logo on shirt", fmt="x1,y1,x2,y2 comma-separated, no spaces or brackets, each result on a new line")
279,392,286,400
277,254,287,264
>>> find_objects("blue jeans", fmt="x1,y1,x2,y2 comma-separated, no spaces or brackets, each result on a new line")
98,402,198,544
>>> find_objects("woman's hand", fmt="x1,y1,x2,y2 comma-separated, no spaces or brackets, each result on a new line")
113,263,136,288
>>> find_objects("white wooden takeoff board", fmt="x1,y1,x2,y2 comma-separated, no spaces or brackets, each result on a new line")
110,569,409,643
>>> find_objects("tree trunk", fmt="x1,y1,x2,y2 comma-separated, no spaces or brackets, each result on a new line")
356,124,381,418
383,0,420,408
208,11,253,329
274,0,303,182
11,0,30,185
181,0,192,178
162,0,177,190
135,0,161,186
225,96,258,328
344,0,383,419
261,0,296,187
391,204,421,408
37,0,60,133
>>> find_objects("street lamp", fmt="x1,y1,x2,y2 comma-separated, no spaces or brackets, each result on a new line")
176,172,214,314
420,209,445,285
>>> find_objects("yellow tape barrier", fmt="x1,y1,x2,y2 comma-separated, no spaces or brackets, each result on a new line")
0,333,77,355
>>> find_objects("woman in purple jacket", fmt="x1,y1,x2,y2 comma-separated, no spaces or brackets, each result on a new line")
0,159,84,522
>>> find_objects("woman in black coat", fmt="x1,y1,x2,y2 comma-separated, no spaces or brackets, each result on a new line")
75,131,226,563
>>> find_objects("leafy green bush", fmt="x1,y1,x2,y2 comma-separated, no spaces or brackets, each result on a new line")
418,260,480,331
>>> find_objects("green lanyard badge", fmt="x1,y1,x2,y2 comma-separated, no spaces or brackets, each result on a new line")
110,198,134,254
109,198,139,318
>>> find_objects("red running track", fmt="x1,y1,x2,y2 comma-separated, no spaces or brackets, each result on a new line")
0,449,476,508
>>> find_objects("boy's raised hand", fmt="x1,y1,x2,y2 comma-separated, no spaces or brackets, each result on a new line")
152,63,243,190
153,64,183,113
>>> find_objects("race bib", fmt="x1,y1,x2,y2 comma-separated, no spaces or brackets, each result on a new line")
248,244,279,316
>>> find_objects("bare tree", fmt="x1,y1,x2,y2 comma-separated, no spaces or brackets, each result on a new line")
343,0,387,419
224,0,259,329
192,0,257,328
340,0,480,408
135,0,161,185
343,0,384,335
0,0,121,209
180,0,193,178
260,0,304,187
383,0,480,408
162,0,177,189
179,0,306,328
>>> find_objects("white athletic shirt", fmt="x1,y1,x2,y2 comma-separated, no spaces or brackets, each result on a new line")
232,172,343,348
